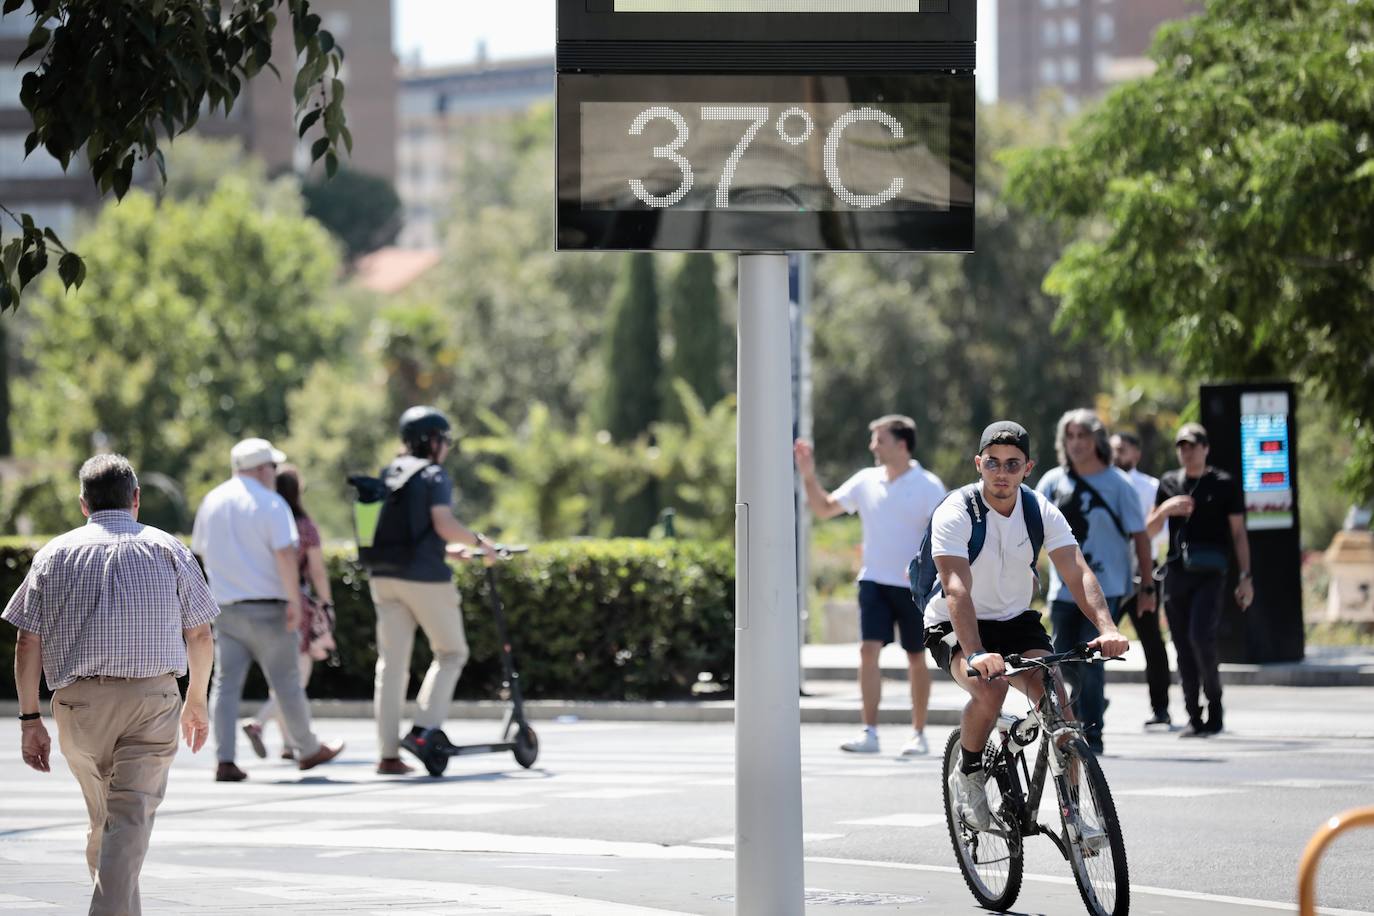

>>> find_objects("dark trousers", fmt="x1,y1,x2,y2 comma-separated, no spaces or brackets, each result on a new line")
1163,567,1227,724
1119,588,1172,716
1050,597,1121,742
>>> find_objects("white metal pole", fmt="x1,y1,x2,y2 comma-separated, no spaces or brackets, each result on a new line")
735,253,804,915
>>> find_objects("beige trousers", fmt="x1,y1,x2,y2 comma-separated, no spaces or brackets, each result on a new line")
53,674,181,916
370,577,470,757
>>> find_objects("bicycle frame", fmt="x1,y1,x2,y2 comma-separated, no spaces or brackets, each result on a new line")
982,649,1105,861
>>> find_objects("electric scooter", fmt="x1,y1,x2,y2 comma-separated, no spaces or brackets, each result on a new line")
404,544,540,777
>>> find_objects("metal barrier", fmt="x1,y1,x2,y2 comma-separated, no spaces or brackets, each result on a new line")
1298,805,1374,915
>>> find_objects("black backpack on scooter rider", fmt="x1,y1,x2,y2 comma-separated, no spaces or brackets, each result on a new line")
348,456,432,577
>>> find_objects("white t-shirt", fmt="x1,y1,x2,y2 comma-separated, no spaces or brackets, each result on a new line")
1127,467,1167,560
923,483,1077,626
191,475,299,605
831,461,946,588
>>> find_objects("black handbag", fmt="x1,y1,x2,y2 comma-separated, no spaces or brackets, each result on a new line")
1181,542,1228,574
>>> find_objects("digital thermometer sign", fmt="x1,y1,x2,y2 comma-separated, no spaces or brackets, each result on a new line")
556,0,975,252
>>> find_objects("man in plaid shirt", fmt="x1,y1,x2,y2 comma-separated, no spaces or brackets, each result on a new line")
4,454,218,916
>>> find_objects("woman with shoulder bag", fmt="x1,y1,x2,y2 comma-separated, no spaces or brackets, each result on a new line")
243,465,338,760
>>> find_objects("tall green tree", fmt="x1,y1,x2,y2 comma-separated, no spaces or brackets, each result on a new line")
302,168,402,259
12,177,347,528
600,253,662,535
0,321,9,456
665,254,725,423
1005,0,1374,498
0,0,350,310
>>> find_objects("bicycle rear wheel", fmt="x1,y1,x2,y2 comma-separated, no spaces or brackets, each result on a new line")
942,728,1023,911
1057,738,1130,915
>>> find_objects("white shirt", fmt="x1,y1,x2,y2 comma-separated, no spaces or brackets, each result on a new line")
831,461,946,588
924,483,1077,625
191,475,299,605
1127,467,1167,560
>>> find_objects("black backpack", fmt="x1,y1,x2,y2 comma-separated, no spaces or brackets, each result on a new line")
907,483,1045,612
348,456,432,576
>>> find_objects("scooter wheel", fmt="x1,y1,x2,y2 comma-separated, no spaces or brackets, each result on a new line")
423,747,449,778
513,725,539,769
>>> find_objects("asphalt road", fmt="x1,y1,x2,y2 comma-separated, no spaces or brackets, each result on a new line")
1,685,1372,914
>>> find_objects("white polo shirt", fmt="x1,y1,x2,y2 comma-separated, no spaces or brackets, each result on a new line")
1127,467,1167,560
924,483,1077,626
191,475,299,605
831,461,946,588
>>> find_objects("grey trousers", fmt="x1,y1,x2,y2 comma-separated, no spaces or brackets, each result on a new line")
54,674,180,916
211,601,322,763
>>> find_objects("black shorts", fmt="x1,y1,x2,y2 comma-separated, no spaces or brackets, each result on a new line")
923,610,1054,675
858,581,924,652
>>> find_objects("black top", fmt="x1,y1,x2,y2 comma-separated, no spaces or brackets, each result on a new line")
1156,467,1244,563
380,460,454,583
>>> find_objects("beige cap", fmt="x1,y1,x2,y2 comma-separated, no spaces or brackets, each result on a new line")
1174,422,1209,446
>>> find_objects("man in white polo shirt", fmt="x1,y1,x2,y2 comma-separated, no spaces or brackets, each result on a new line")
192,438,343,781
795,414,946,756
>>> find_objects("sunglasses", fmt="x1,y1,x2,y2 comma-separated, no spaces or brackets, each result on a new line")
980,457,1026,474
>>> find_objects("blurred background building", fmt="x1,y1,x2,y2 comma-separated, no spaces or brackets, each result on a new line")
395,52,553,248
998,0,1202,107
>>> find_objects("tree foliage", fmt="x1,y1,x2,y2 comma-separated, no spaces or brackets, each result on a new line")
1005,0,1374,498
0,0,350,310
12,176,347,529
303,167,402,259
809,103,1102,488
665,254,726,422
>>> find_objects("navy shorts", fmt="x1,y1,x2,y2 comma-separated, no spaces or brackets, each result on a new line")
858,581,924,652
922,610,1054,675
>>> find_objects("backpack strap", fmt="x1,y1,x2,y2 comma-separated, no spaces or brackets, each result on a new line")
1020,484,1044,569
962,484,990,565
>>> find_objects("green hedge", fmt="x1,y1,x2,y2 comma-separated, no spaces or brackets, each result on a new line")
0,537,734,701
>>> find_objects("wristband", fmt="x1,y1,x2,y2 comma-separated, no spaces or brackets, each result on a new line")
1238,571,1252,581
18,712,41,721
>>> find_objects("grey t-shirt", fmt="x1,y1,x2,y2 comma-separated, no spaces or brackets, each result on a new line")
1036,465,1144,600
380,459,454,583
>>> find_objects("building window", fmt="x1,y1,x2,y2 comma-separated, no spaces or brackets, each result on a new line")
0,69,23,110
1062,56,1081,83
1062,18,1080,45
1040,59,1058,84
1042,19,1058,48
321,12,351,40
1096,53,1113,79
1097,14,1115,43
1040,0,1058,8
4,201,75,238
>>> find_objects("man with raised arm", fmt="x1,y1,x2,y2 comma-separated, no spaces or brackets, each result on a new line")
919,422,1128,830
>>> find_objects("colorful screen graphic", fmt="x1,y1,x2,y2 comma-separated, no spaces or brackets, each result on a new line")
1240,391,1293,530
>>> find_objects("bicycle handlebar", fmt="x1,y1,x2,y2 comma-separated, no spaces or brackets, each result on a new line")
468,544,529,560
965,643,1123,679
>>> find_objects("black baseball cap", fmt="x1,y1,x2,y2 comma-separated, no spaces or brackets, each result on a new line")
1174,422,1209,446
979,421,1031,459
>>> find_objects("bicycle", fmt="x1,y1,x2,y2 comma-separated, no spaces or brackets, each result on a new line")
941,645,1130,915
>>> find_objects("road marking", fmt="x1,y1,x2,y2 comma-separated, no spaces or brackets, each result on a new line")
839,813,946,828
1114,786,1244,798
1248,778,1365,790
0,894,60,910
551,788,680,800
805,857,1374,916
495,865,618,873
692,833,843,846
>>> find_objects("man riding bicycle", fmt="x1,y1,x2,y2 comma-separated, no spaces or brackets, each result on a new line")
919,421,1129,830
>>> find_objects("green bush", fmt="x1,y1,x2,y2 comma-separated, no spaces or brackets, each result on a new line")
0,537,734,702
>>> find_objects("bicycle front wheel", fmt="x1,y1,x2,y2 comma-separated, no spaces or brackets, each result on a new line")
1057,738,1130,916
942,728,1023,911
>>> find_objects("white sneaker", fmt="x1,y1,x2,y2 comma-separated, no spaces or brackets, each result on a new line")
840,730,880,753
948,767,992,830
900,732,930,757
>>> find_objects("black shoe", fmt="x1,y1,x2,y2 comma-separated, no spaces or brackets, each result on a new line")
1204,710,1223,735
1144,710,1172,728
1179,720,1210,738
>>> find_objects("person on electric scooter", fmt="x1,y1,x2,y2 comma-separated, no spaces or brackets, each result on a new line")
368,406,495,776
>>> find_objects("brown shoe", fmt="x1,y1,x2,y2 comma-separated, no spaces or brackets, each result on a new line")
297,739,345,771
376,757,415,776
215,762,248,782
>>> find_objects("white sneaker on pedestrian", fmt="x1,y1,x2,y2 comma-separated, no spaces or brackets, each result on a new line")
900,731,930,756
948,767,992,830
840,730,880,753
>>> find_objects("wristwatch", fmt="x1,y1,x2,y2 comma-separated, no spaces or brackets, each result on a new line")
18,712,41,721
1238,571,1253,581
1140,584,1156,595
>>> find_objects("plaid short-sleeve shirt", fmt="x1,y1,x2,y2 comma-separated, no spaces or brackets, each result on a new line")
2,510,220,690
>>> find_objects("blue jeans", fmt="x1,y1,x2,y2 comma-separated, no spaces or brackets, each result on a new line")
1050,597,1122,743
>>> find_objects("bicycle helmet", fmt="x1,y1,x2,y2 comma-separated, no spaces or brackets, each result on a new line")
399,405,451,454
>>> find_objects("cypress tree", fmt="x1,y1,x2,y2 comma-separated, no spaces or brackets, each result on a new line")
0,320,9,457
600,253,662,535
665,253,724,422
